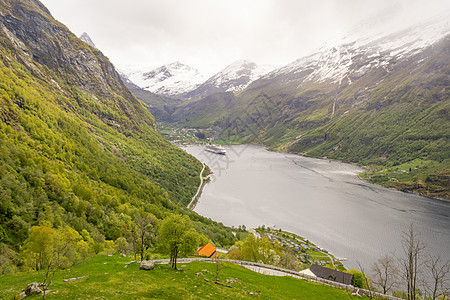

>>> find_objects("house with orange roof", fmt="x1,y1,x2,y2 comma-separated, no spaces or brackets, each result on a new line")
196,242,219,258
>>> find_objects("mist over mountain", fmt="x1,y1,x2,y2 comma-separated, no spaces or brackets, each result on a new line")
258,11,449,86
183,59,275,100
161,12,450,199
120,59,275,100
0,1,448,298
121,62,204,98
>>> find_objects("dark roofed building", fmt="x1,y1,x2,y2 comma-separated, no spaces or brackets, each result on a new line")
310,264,353,285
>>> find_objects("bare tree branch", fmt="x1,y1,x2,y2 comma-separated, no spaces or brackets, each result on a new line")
371,254,399,295
399,223,426,300
424,254,450,300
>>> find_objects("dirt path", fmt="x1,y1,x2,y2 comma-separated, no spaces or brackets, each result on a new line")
242,265,304,279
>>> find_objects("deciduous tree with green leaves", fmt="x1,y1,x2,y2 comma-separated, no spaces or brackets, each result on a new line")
21,223,84,299
241,233,259,262
157,214,199,269
22,224,55,271
136,214,157,261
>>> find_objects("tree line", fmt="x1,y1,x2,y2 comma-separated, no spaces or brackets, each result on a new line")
1,213,207,278
226,232,305,272
0,59,235,270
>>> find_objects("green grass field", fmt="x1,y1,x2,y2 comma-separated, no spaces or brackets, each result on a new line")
361,158,449,199
0,255,371,299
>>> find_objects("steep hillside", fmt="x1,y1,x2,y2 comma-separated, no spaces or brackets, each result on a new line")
119,73,182,122
164,17,450,199
0,0,234,254
171,92,237,128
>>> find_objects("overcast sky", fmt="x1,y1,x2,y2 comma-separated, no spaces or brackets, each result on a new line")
39,0,449,77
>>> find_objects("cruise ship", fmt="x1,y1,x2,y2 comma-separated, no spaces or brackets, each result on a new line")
205,144,226,155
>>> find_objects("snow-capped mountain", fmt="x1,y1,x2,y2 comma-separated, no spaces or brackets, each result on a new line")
184,59,275,99
206,59,274,93
79,32,96,48
121,62,204,98
261,12,449,87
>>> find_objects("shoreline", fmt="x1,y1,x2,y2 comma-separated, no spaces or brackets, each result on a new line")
182,143,447,201
268,146,448,202
182,143,449,275
187,163,207,210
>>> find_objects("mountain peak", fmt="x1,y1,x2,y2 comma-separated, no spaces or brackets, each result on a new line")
120,62,204,97
209,59,275,89
79,32,96,48
269,11,450,86
219,59,258,75
182,59,275,99
166,61,185,68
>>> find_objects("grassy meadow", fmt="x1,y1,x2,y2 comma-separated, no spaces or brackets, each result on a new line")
0,255,371,299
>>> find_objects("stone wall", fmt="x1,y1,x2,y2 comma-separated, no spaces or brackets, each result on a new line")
147,257,401,300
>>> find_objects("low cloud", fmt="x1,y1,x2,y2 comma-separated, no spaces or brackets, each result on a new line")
41,0,449,76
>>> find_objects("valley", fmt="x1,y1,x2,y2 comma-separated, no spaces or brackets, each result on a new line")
131,15,450,200
183,145,450,274
0,0,235,277
0,0,448,298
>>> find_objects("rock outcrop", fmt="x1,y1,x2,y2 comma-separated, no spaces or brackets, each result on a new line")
0,0,155,130
24,282,42,296
139,261,155,270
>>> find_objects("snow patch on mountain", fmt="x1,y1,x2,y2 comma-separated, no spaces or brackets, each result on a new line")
79,32,96,48
173,60,276,99
263,11,450,85
121,62,204,97
205,59,275,92
210,59,254,90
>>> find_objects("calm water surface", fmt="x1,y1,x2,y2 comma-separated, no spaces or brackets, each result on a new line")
184,145,450,270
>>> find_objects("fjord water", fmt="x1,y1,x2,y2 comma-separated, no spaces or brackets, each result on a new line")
184,145,450,270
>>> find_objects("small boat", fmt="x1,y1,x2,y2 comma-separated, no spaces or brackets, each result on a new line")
205,144,226,155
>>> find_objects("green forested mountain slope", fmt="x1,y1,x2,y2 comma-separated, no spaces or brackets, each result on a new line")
0,0,234,255
161,34,449,199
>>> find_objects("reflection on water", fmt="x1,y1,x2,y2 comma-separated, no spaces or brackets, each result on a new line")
183,145,450,271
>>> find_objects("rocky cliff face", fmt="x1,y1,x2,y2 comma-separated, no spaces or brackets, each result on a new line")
0,0,152,129
0,0,210,252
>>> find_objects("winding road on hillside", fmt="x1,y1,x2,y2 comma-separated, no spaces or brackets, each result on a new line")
187,163,206,209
